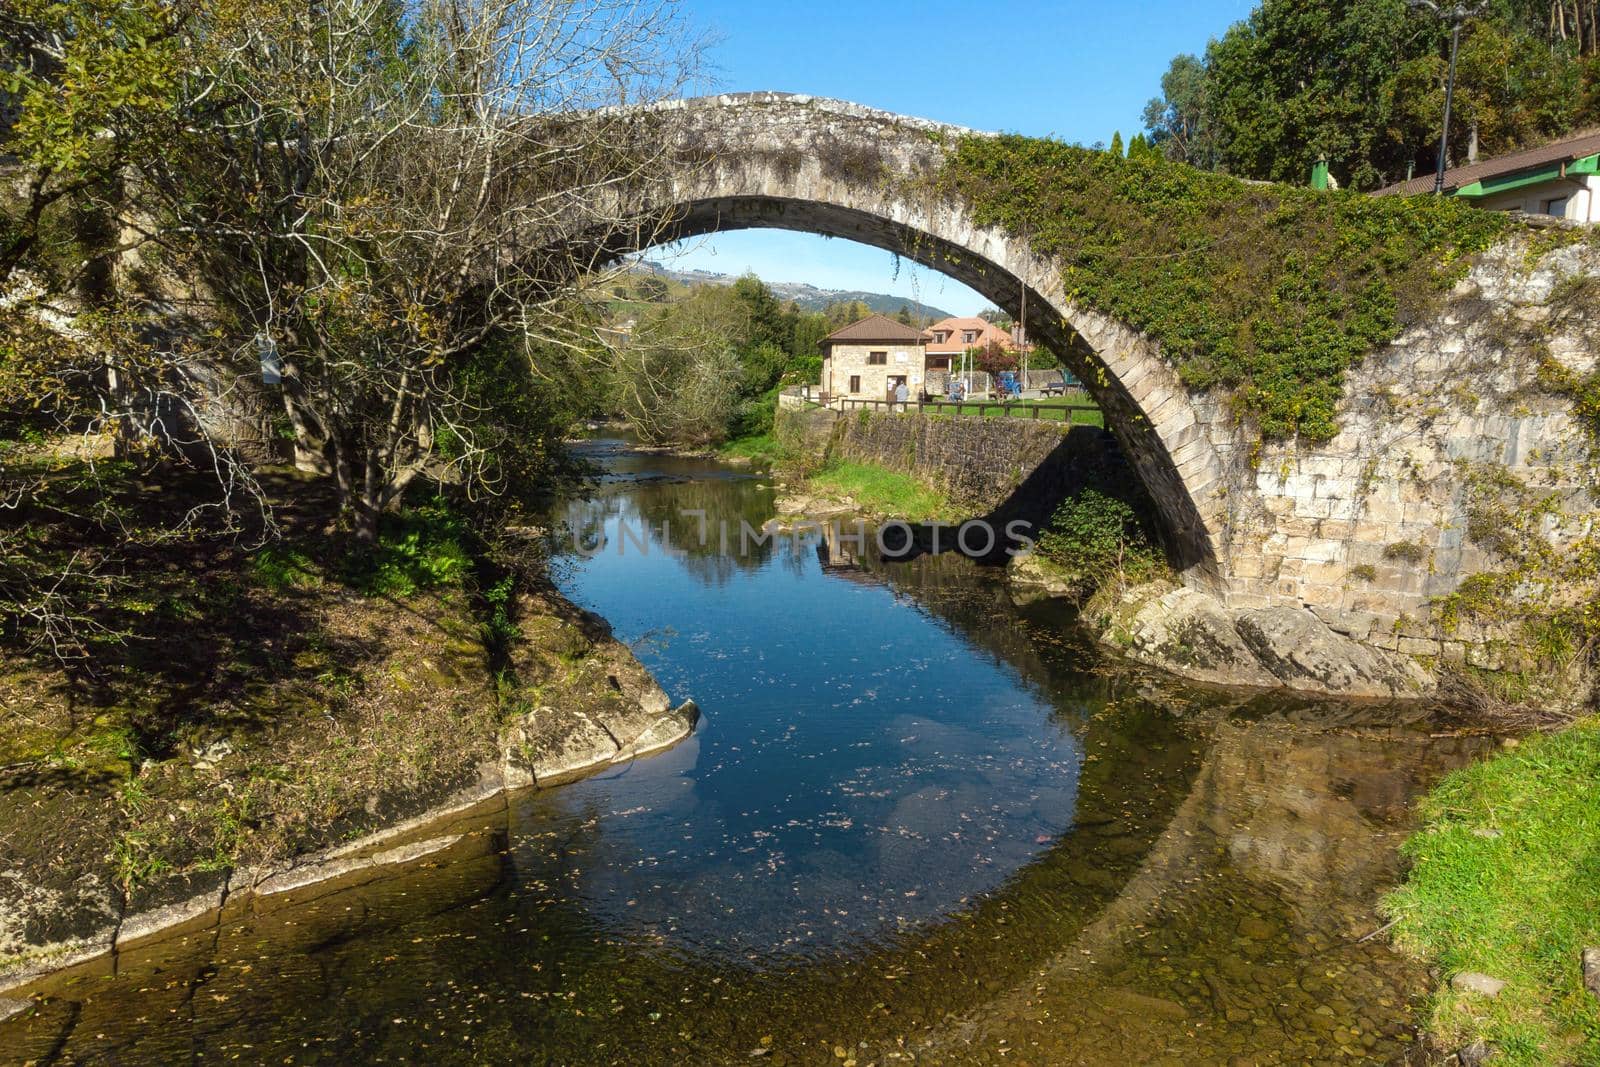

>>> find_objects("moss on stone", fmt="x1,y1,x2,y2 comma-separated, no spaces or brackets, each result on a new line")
922,135,1513,441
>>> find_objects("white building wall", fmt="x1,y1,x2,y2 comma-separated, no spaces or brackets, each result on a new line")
1475,174,1598,223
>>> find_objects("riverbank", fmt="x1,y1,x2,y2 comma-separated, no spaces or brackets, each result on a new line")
765,403,1438,701
0,467,695,991
1383,716,1600,1065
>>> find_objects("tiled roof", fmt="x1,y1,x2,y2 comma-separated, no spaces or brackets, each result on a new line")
821,314,929,344
1375,127,1600,197
924,316,1016,353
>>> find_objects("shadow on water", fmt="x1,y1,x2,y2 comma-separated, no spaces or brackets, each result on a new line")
2,439,1496,1066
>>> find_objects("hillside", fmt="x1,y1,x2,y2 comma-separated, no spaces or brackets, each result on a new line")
629,259,953,321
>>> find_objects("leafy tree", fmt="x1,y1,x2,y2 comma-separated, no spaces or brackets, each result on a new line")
0,0,186,285
611,276,818,445
0,0,278,664
729,275,791,352
1142,53,1217,168
1150,0,1596,190
788,310,831,365
824,299,871,328
1202,0,1421,189
635,275,671,303
968,339,1017,375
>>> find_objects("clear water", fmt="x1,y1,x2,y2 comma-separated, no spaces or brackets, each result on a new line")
536,438,1085,962
1,440,1495,1065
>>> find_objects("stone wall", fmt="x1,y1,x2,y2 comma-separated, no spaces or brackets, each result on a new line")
1222,241,1599,663
822,340,926,400
777,405,1131,518
632,94,1598,667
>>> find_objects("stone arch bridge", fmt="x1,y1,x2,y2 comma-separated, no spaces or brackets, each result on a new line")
603,93,1593,662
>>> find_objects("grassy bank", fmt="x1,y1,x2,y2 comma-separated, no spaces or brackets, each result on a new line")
0,461,667,972
922,398,1106,427
806,460,954,522
1382,718,1600,1064
718,431,784,463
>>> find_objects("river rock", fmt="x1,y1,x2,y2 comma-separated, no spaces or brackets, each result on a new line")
1582,947,1600,1001
612,700,700,762
1237,915,1276,941
0,870,120,993
1099,987,1189,1021
190,738,234,771
1006,552,1083,603
1090,582,1439,696
1449,971,1507,998
1103,584,1282,689
502,706,618,787
1457,1038,1495,1066
1235,607,1433,697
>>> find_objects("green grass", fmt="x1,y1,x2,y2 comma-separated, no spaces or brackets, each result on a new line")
719,432,785,463
1382,718,1600,1065
807,461,953,522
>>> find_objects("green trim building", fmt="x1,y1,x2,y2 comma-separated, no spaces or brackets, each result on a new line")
1374,128,1600,224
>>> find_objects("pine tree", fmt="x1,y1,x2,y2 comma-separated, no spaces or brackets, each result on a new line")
1109,130,1124,157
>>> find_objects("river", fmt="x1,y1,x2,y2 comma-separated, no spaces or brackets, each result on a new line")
2,440,1493,1065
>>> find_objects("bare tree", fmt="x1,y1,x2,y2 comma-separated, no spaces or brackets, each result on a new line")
133,0,706,539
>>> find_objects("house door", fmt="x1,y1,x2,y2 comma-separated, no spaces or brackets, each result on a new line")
886,375,907,402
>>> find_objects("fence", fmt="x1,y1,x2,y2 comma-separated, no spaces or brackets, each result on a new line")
828,395,1101,425
922,369,1081,399
1022,368,1082,391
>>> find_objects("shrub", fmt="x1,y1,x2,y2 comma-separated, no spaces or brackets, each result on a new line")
347,502,471,597
251,546,322,591
1036,489,1161,584
1383,540,1427,564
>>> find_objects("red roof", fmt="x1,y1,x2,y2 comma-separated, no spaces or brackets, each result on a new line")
1375,127,1600,197
924,316,1017,355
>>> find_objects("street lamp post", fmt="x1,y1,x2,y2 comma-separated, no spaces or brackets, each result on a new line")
1410,0,1487,195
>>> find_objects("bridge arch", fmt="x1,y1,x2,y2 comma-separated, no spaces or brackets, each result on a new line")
610,94,1233,583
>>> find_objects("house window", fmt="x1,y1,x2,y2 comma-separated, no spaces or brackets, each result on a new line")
848,375,861,393
933,331,949,343
1543,196,1570,218
961,330,978,344
927,356,950,369
867,351,888,365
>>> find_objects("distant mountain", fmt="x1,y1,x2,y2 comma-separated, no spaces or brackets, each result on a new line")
632,259,954,321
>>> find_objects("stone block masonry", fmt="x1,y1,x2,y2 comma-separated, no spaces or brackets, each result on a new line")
780,406,1132,520
635,94,1599,667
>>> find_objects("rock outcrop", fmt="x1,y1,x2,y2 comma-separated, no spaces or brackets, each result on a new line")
1086,579,1434,698
502,699,699,787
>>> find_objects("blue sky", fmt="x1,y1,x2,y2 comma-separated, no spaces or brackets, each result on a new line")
650,0,1256,315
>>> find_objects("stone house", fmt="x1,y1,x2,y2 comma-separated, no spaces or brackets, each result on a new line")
819,314,929,400
1375,127,1600,223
